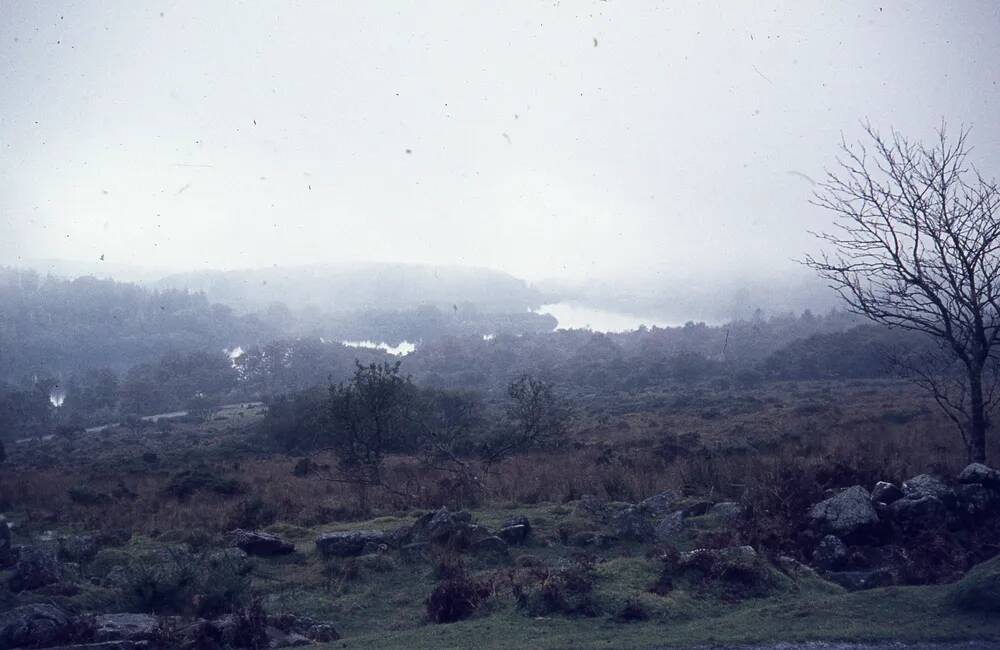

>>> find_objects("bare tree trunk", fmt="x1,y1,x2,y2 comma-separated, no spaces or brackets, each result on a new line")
968,365,988,464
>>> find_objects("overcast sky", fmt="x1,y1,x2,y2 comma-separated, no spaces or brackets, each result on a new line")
2,1,999,282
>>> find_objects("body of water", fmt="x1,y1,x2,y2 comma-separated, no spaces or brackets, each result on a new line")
341,339,416,356
535,302,682,333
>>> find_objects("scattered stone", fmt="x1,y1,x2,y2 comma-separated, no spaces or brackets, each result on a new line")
638,491,679,518
653,511,685,542
10,545,62,591
58,534,99,563
809,485,879,538
871,481,904,505
93,613,159,642
471,535,509,559
825,568,896,591
267,613,340,643
315,530,387,557
889,494,947,530
708,501,743,521
902,474,954,502
959,463,1000,487
227,529,295,556
497,516,531,545
679,545,758,571
611,506,655,542
266,625,311,647
812,534,848,571
0,516,15,568
0,604,74,648
955,483,1000,517
681,500,714,517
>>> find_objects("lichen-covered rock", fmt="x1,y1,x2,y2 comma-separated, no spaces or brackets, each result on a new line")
637,491,679,519
611,506,655,542
471,535,509,559
498,516,531,545
955,483,1000,517
889,494,948,530
315,530,387,557
0,604,73,648
653,511,685,542
93,613,160,642
902,474,954,502
959,463,1000,487
10,545,62,591
809,486,879,538
0,516,15,568
871,481,904,505
812,534,848,571
227,529,295,556
58,534,99,563
708,501,743,521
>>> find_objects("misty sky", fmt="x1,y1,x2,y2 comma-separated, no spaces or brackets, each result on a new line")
2,1,999,282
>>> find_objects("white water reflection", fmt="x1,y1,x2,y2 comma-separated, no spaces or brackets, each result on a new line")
341,339,416,356
535,302,680,333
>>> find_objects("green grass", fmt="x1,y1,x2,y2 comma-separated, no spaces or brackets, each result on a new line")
239,502,1000,649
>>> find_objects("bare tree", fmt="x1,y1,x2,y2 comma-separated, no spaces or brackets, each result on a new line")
805,123,1000,463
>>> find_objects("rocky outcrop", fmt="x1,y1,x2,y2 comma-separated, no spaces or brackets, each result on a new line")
902,474,954,503
497,516,531,545
315,530,388,557
92,613,159,643
0,604,74,648
958,463,1000,487
228,529,295,556
809,485,879,538
10,545,62,591
812,534,848,571
871,481,904,505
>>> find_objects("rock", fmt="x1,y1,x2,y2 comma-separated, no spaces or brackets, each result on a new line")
638,491,679,518
93,614,160,642
266,625,311,647
497,516,531,545
679,545,758,571
94,529,133,547
776,555,819,578
0,604,74,648
471,535,509,559
955,483,1000,517
959,463,1000,487
228,529,295,556
871,481,904,505
205,547,252,574
812,534,848,571
10,545,62,591
825,568,896,591
315,530,387,557
809,485,879,538
266,613,340,643
902,474,954,502
653,511,685,542
611,506,655,541
682,500,714,517
0,516,15,568
399,542,430,562
708,501,743,521
889,494,947,530
59,534,99,563
409,507,462,543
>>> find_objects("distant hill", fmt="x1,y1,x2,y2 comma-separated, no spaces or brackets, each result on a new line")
155,263,545,314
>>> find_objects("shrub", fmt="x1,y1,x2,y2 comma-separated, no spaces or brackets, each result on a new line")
426,574,490,623
162,469,245,501
117,547,251,617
